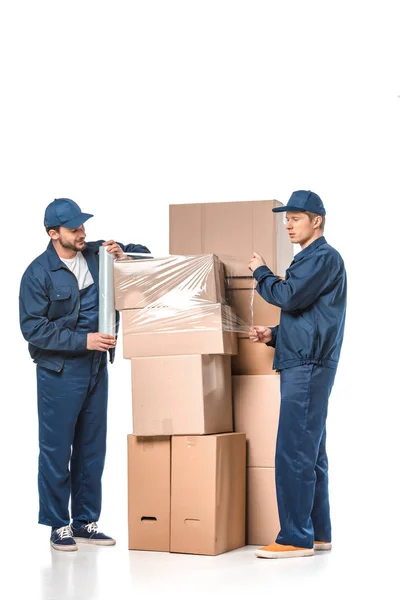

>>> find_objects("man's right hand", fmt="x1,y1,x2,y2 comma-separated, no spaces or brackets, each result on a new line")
87,333,116,351
249,326,273,344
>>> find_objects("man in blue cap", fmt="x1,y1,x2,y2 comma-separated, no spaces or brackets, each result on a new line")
248,190,347,559
19,198,150,551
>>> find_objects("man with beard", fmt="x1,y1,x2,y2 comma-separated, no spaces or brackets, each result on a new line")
19,198,150,551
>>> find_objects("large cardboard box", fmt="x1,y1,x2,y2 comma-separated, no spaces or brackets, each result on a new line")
231,338,276,376
114,254,226,311
131,355,233,436
226,277,280,339
127,435,171,552
169,200,293,277
170,433,246,555
247,467,280,546
128,433,246,556
233,375,280,467
122,304,238,358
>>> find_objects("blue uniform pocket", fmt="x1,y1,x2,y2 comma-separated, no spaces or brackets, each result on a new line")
48,286,73,320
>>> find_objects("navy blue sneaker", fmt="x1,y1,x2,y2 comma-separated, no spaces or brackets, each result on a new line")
71,522,116,546
50,525,77,552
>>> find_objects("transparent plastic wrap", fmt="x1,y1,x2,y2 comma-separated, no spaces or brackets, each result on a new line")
114,254,260,355
114,254,254,333
224,270,280,340
114,254,225,310
98,246,116,335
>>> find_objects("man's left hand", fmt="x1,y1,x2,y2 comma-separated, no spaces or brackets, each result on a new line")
248,252,266,273
102,240,126,259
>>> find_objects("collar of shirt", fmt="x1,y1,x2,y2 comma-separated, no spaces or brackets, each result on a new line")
292,236,327,263
46,240,90,271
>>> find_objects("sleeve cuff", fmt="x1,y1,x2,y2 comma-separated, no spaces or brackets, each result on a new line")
253,265,271,282
76,333,88,352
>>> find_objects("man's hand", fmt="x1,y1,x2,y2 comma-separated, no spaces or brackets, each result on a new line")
87,332,116,351
248,252,266,273
102,240,126,259
249,326,273,344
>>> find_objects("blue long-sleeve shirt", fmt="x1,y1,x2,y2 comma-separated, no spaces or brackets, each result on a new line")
253,236,346,371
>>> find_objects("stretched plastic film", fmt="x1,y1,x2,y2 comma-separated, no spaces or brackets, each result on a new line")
114,253,257,338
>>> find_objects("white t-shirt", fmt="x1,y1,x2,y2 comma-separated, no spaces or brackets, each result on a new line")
60,252,94,290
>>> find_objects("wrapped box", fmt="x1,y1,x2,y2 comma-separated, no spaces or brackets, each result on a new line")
122,303,238,358
114,254,226,311
226,276,280,339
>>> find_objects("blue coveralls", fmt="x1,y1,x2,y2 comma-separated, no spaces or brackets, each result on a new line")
36,283,108,527
19,240,150,528
253,236,347,548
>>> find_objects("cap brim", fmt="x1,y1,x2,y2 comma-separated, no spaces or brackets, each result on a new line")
63,213,94,228
272,205,305,213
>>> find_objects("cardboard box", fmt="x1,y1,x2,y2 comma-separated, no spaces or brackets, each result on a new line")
169,200,293,277
122,304,238,358
226,277,280,339
231,338,276,376
233,375,280,467
127,433,246,556
114,254,226,311
247,467,280,546
131,355,233,436
127,435,171,552
170,433,246,555
168,203,203,256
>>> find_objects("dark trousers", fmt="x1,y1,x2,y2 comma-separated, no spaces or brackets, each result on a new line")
36,352,108,528
275,364,337,548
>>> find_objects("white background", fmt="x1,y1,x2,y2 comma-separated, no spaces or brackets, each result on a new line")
1,1,399,597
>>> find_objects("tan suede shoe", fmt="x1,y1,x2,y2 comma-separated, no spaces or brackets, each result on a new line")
255,542,314,559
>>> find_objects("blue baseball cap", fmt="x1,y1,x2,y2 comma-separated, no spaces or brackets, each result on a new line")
272,190,326,216
44,198,93,228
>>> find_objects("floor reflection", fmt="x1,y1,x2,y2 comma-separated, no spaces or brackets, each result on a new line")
40,545,99,600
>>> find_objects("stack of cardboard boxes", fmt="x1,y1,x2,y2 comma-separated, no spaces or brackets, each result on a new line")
169,200,293,545
114,254,246,555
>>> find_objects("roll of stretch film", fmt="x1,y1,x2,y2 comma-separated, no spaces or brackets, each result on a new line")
99,246,116,335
